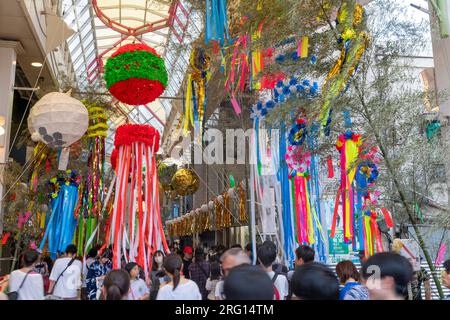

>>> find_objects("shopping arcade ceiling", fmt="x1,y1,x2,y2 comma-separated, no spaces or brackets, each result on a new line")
60,0,202,155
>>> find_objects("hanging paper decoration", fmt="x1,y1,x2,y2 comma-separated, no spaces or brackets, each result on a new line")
104,43,168,106
225,34,250,115
288,118,308,146
319,1,370,130
183,47,211,138
205,0,230,46
171,168,200,196
76,101,108,256
330,131,362,243
250,77,319,120
107,124,169,277
28,92,89,149
285,146,311,178
39,170,81,260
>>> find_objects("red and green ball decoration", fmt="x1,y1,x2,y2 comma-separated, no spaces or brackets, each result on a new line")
104,43,168,105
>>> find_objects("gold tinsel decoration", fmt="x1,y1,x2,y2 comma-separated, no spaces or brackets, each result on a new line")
222,192,232,228
238,183,247,222
171,168,200,196
215,199,223,230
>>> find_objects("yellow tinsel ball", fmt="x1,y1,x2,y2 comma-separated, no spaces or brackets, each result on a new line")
171,168,200,196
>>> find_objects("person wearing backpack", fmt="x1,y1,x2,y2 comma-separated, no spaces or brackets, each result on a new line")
48,244,82,300
257,241,289,300
188,247,210,300
8,250,44,300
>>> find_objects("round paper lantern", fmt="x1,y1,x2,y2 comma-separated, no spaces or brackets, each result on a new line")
171,168,200,196
201,204,209,212
28,92,89,149
104,43,168,105
208,201,215,210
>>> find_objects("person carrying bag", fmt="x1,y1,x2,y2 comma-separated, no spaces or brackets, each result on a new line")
45,257,76,300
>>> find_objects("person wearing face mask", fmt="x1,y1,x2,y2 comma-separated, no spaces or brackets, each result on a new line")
149,250,169,300
125,262,150,300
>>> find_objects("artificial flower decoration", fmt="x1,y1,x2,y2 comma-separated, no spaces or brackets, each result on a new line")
288,118,308,146
285,145,311,178
104,43,168,105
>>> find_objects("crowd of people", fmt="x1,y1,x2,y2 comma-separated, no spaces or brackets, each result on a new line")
0,240,449,300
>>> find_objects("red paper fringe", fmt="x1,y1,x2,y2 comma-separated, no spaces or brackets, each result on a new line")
111,43,160,58
109,78,165,106
114,124,160,151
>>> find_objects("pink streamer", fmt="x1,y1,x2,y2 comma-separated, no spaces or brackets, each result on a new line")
435,243,447,266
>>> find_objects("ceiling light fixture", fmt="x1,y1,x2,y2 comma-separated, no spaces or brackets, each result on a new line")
31,62,43,68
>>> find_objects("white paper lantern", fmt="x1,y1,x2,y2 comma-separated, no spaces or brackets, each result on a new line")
195,208,201,215
217,195,224,204
28,92,89,149
208,201,215,210
201,204,208,212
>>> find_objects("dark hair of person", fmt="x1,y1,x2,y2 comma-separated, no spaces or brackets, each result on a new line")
124,262,139,276
361,252,413,297
230,244,242,249
335,260,360,284
224,265,274,300
86,248,98,259
163,254,183,290
210,261,221,280
65,244,77,255
22,250,40,267
100,248,113,260
257,241,277,268
295,245,315,263
291,262,339,300
152,250,165,271
245,243,252,252
194,247,205,263
443,259,450,273
103,269,130,300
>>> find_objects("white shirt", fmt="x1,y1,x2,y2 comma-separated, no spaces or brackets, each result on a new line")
214,280,225,300
9,270,44,300
49,257,82,298
128,278,149,300
267,271,289,300
156,280,202,300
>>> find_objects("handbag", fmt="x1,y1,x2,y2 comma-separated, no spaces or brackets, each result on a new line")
44,257,75,300
8,270,32,300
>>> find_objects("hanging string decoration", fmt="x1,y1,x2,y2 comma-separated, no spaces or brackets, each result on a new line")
330,131,362,244
183,47,211,138
171,168,200,196
107,124,169,277
104,43,168,106
28,92,89,149
39,170,81,260
205,0,230,46
77,101,108,256
319,1,370,130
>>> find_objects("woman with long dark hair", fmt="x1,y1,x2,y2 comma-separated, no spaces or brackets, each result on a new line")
102,269,130,300
188,247,210,300
156,254,201,300
125,262,150,300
